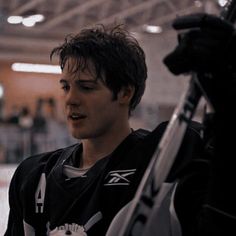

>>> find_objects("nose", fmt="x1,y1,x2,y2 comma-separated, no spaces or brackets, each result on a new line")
65,86,81,107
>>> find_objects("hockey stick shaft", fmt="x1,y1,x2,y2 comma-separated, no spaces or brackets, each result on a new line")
118,1,236,235
118,76,201,236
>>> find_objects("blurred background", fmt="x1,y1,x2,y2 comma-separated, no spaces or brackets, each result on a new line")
0,0,225,234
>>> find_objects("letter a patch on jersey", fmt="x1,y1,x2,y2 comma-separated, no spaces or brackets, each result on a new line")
35,173,46,213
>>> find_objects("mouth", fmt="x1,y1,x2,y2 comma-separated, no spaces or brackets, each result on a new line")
68,113,87,121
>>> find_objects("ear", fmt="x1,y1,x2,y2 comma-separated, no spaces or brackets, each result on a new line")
117,85,135,105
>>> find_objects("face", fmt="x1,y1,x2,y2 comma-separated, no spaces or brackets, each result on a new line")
60,59,129,140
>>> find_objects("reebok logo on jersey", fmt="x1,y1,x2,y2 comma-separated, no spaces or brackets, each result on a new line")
104,169,136,186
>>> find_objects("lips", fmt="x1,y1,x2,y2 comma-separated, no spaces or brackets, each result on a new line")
68,112,87,120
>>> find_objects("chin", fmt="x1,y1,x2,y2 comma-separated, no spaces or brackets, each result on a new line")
71,132,84,140
70,129,89,140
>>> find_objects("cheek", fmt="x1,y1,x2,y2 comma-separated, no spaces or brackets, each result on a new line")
88,100,116,121
59,94,66,108
95,100,117,113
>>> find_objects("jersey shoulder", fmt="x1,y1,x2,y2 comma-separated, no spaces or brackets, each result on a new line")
11,143,79,186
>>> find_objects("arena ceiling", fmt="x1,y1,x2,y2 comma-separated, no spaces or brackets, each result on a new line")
0,0,223,64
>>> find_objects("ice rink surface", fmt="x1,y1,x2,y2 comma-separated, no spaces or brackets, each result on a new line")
0,164,17,235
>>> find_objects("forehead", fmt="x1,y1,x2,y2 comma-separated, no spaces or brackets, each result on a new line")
62,57,97,78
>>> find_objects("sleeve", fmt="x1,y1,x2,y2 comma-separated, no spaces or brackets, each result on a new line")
198,110,236,235
175,112,236,236
4,148,67,236
4,166,25,236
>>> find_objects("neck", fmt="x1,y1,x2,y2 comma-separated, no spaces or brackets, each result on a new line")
80,123,132,169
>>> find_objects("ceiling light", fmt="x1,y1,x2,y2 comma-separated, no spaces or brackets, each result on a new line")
194,1,203,8
143,25,162,34
7,16,23,24
7,14,45,27
22,17,36,27
0,84,4,98
218,0,228,7
30,14,45,23
11,63,61,74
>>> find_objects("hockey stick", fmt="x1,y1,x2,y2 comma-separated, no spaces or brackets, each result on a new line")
116,1,236,235
116,72,201,236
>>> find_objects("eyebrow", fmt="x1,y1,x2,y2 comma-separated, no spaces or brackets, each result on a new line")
59,79,98,84
59,79,67,84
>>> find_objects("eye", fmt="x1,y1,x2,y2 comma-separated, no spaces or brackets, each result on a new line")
61,84,70,92
79,85,94,91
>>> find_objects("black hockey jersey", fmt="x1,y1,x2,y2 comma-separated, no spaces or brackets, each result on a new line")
4,121,206,236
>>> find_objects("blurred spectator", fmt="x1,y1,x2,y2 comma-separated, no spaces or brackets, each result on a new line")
7,105,20,125
48,97,56,118
18,106,33,130
18,106,34,158
33,98,47,134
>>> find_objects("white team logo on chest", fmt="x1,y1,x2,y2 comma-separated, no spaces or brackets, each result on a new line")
48,212,102,236
48,223,86,236
104,169,136,186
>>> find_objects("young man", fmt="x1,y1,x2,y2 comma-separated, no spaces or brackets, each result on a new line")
4,24,155,236
5,14,236,236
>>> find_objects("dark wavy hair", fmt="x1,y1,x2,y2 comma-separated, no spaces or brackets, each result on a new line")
51,24,147,113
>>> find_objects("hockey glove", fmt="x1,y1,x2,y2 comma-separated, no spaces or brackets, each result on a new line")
163,13,236,75
163,13,236,111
